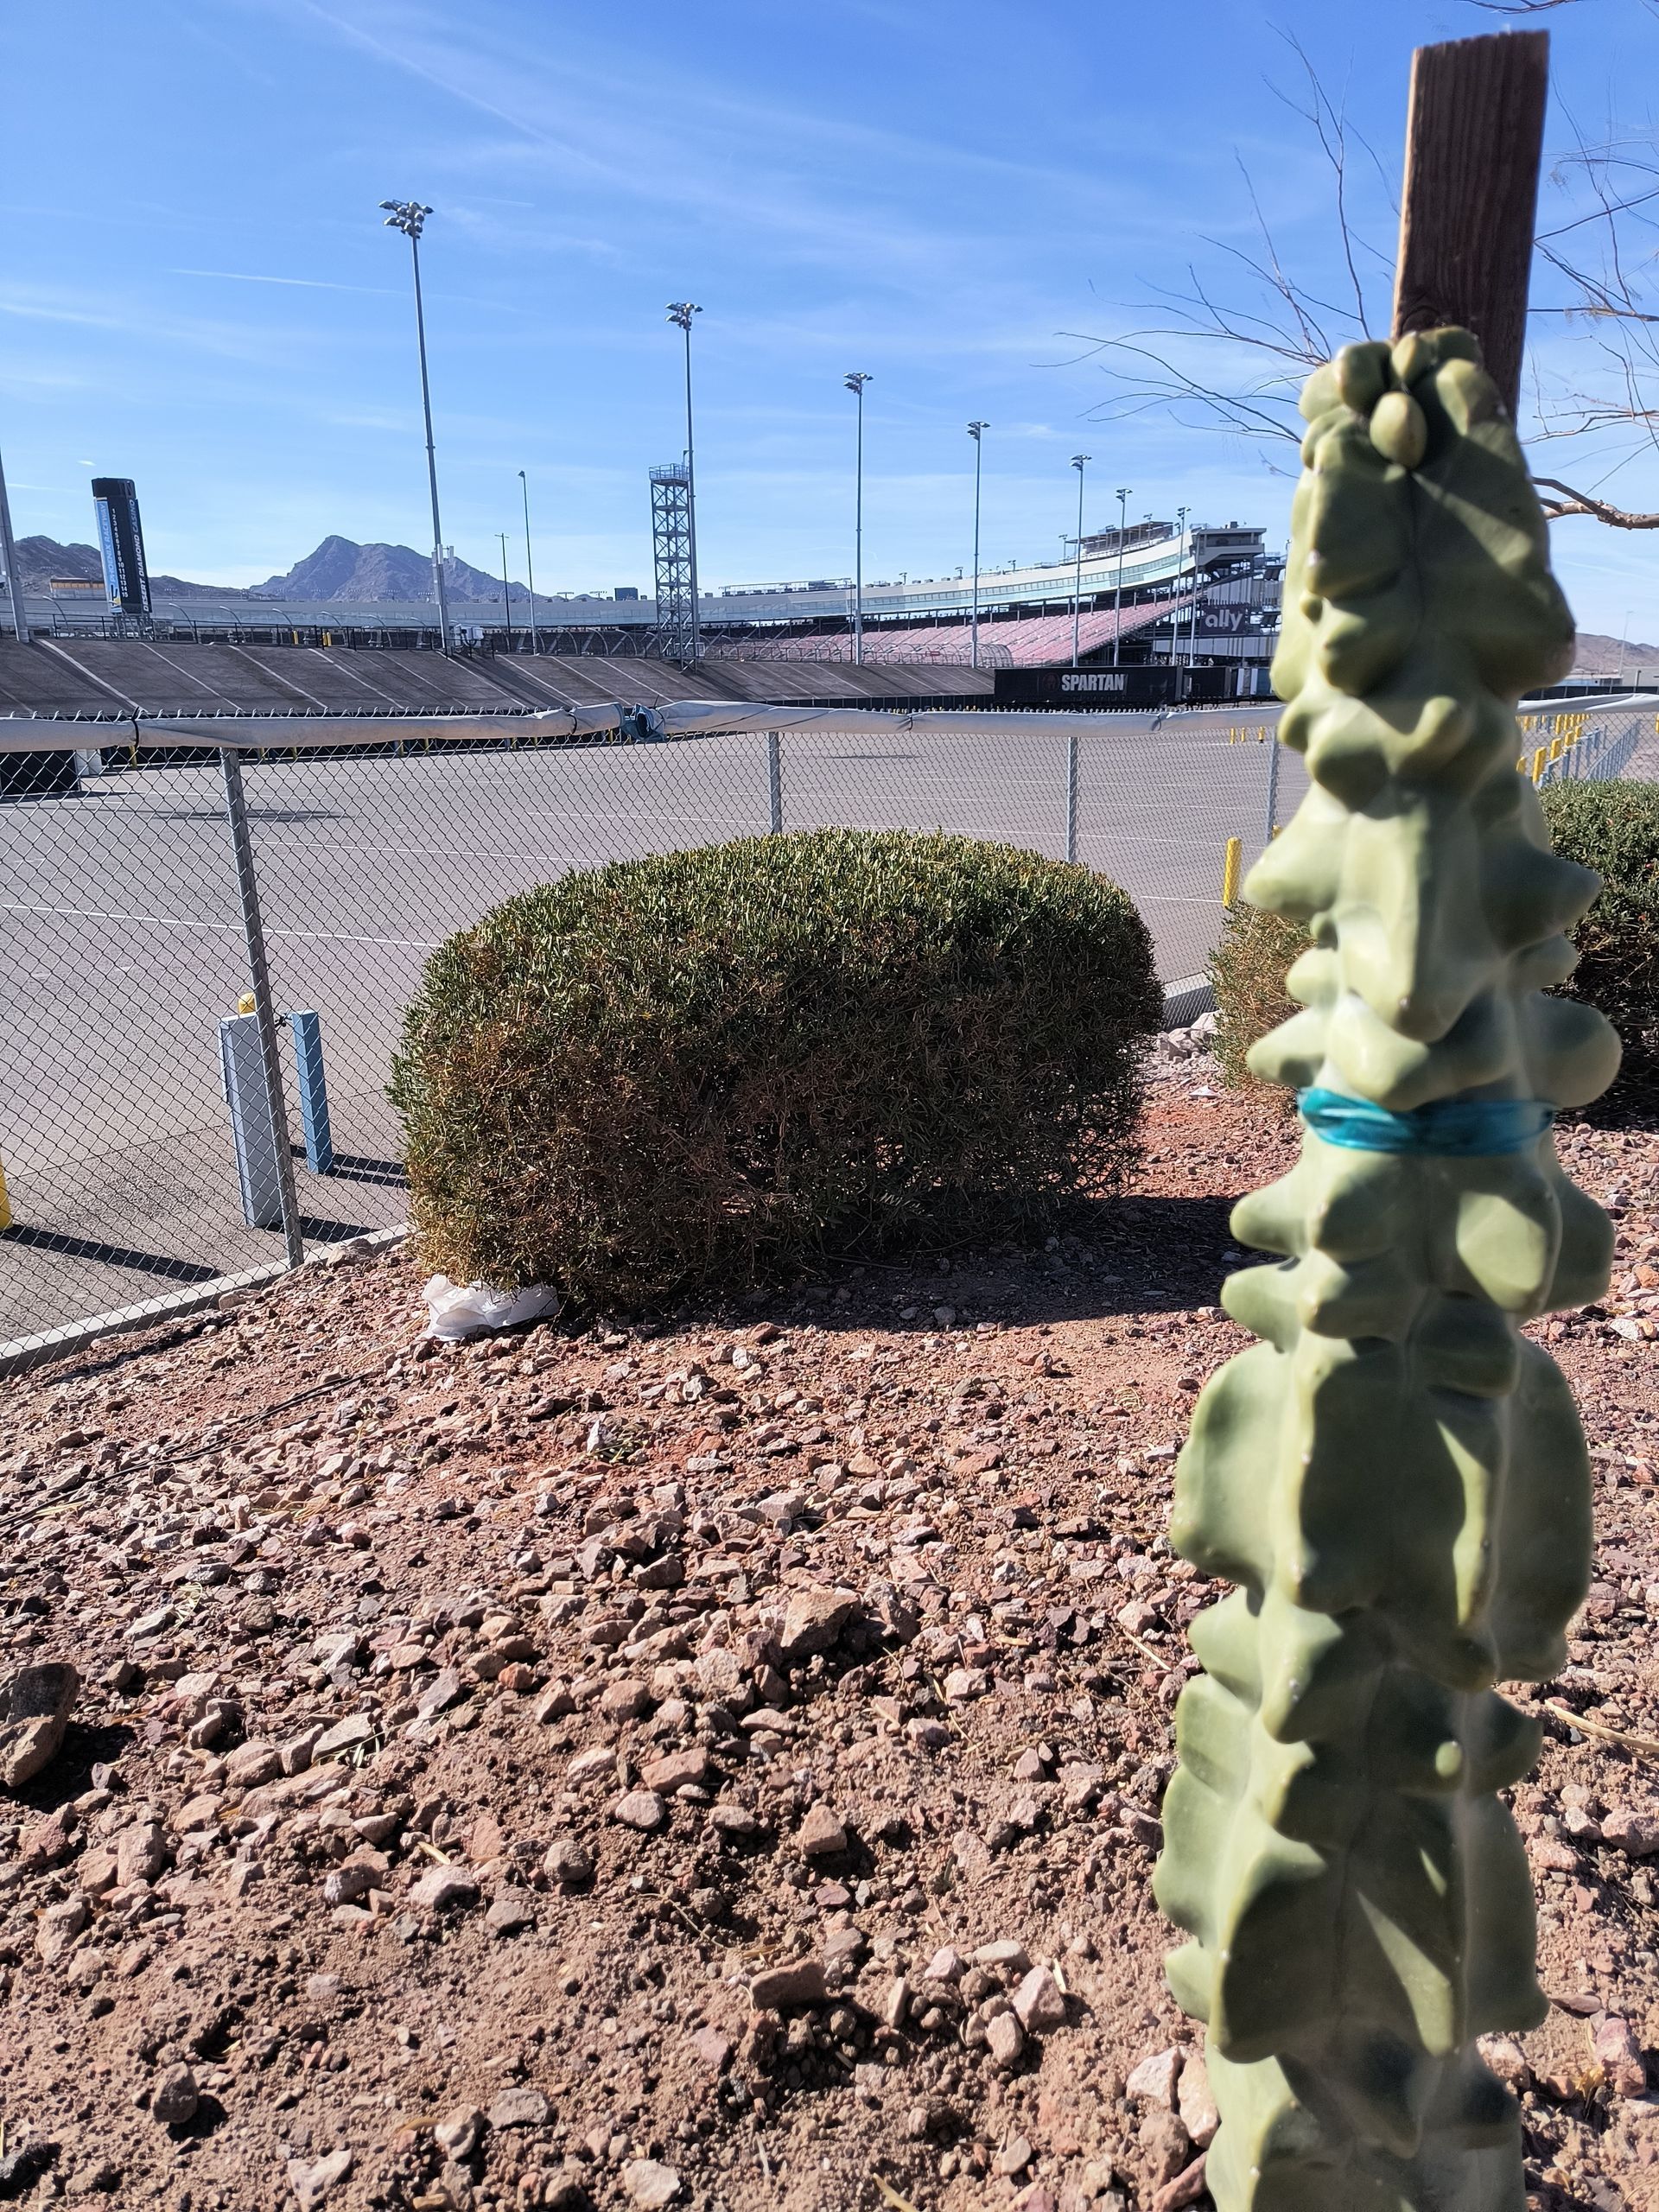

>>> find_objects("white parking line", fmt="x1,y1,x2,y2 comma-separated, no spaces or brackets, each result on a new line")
0,899,441,952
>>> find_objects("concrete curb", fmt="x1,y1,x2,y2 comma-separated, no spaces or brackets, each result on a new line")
0,1225,410,1378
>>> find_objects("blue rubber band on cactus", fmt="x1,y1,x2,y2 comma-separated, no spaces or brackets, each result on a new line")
1299,1087,1556,1155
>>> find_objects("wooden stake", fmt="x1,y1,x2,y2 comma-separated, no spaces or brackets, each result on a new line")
1392,29,1550,416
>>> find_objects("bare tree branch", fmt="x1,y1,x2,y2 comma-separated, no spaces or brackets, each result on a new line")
1534,475,1659,526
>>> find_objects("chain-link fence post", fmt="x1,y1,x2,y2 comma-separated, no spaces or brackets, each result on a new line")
1065,733,1079,862
219,747,304,1270
1262,724,1281,840
766,730,783,834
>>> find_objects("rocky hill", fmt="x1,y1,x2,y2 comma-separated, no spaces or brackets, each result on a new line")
254,536,529,605
13,536,235,601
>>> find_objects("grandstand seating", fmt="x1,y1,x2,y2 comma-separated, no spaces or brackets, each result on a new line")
0,638,999,718
704,595,1188,667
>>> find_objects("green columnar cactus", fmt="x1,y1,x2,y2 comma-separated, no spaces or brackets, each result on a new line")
1154,327,1621,2211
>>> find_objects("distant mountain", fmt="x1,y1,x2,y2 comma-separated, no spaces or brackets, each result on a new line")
1573,630,1659,677
254,536,531,605
13,534,232,601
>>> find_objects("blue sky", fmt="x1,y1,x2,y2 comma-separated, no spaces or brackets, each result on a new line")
3,0,1656,635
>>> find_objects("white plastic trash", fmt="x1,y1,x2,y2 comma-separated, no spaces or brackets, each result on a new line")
422,1274,563,1340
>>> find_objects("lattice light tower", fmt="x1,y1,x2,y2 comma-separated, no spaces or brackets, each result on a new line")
650,464,696,669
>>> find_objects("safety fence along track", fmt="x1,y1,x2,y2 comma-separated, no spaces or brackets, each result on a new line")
0,696,1648,1355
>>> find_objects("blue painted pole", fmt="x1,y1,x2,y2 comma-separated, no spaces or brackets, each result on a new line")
289,1010,334,1174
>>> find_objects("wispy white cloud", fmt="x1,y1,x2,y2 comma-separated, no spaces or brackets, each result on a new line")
170,267,398,295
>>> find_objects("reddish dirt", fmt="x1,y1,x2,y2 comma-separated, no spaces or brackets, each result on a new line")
0,1077,1656,2212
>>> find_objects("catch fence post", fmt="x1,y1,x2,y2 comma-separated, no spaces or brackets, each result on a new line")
219,747,304,1269
766,729,783,834
1262,725,1281,840
1065,732,1079,863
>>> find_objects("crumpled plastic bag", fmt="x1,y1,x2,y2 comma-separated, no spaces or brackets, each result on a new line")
422,1274,562,1341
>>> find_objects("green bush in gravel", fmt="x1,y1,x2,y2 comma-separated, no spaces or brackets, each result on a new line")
1205,899,1307,1093
1542,779,1659,1077
389,828,1162,1306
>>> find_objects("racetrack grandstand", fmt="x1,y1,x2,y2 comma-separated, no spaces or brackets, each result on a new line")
13,518,1279,673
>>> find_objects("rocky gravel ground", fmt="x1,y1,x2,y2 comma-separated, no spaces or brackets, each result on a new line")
2,1071,1658,2212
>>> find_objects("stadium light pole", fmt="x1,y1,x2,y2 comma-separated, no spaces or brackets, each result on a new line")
518,470,539,656
1070,454,1090,668
844,372,872,664
968,422,988,671
0,440,29,644
667,302,702,661
496,532,513,652
1173,502,1190,677
1111,483,1131,666
379,200,451,654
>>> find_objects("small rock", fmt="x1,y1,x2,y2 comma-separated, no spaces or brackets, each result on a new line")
0,1661,78,1789
543,1835,595,1886
994,2135,1033,2177
622,2159,682,2208
65,2160,119,2197
416,1666,467,1719
975,1939,1031,1974
797,1803,847,1858
150,2063,199,2127
434,2108,485,2158
1127,2046,1183,2110
1176,2046,1218,2147
601,1677,653,1722
486,1892,536,1936
489,2086,551,2129
612,1789,668,1834
287,2148,354,2210
708,1802,760,1840
1150,2153,1209,2212
1138,2107,1192,2188
1478,2035,1532,2088
1013,1965,1067,2034
312,1713,374,1759
777,1588,855,1662
225,1740,283,1789
690,2026,733,2072
1601,1807,1659,1858
322,1864,376,1907
1595,2015,1649,2098
985,2011,1026,2068
408,1866,479,1910
116,1821,169,1887
750,1960,826,2009
640,1747,714,1795
36,1897,88,1963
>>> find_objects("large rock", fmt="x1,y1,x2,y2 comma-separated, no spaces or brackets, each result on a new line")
0,1661,77,1789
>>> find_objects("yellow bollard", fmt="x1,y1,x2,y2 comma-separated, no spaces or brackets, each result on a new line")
238,992,256,1015
1549,735,1563,762
0,1156,10,1232
1221,836,1243,906
1531,747,1547,784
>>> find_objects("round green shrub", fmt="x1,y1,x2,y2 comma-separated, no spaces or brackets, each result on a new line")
1541,779,1659,1076
389,828,1162,1305
1206,899,1307,1093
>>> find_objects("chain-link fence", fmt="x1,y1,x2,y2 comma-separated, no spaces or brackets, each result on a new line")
0,696,1646,1355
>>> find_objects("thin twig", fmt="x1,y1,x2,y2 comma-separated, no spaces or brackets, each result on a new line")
872,2177,922,2212
1543,1700,1659,1761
